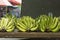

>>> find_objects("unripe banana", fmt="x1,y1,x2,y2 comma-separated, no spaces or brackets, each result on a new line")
30,23,34,28
40,22,46,32
52,21,60,32
17,25,26,32
41,18,47,32
6,24,14,30
6,26,14,32
50,17,58,30
40,26,45,32
22,19,27,26
17,22,26,29
4,18,9,27
1,18,5,27
51,26,59,32
37,15,49,32
6,19,13,27
31,25,38,31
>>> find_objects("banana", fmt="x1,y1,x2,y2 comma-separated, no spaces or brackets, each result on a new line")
51,21,60,32
25,16,30,27
16,18,27,32
49,17,58,30
22,19,27,26
6,26,14,32
30,25,38,31
51,25,59,32
40,26,45,32
1,18,5,27
36,15,48,32
6,19,13,28
17,22,26,29
16,25,26,32
30,23,34,29
31,26,37,31
41,17,46,31
29,17,37,31
40,22,46,32
4,18,9,27
6,25,14,30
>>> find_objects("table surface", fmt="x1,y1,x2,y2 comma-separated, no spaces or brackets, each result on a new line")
0,32,60,38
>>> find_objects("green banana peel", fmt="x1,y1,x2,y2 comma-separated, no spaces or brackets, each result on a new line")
49,17,58,31
17,25,26,32
51,26,59,32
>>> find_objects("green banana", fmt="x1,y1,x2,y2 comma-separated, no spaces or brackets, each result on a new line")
5,19,14,29
40,21,46,32
6,26,14,32
49,17,58,31
17,22,26,29
16,25,26,32
40,26,45,32
31,26,37,31
30,20,37,31
16,17,27,32
1,18,5,27
4,18,9,26
7,24,14,29
51,17,60,32
36,15,48,32
51,24,59,32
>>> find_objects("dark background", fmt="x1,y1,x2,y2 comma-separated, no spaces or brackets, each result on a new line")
21,0,60,18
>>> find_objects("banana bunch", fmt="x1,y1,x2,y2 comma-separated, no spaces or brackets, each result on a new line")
16,16,37,32
0,14,15,32
36,15,49,32
5,18,15,32
49,17,59,32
